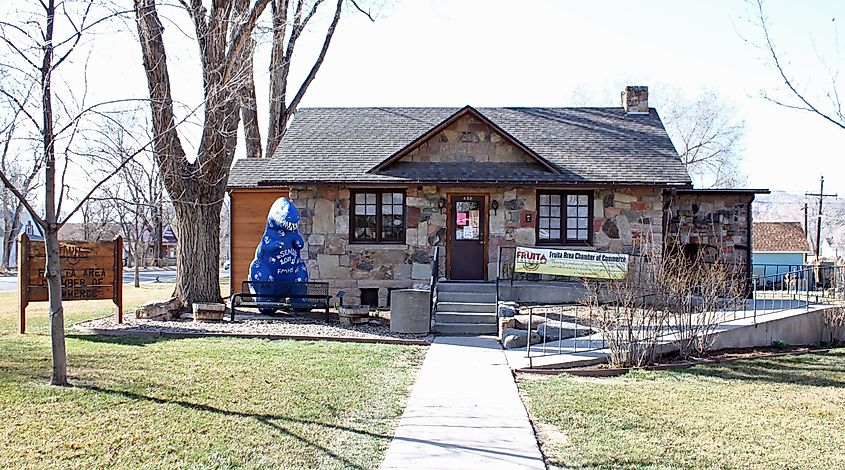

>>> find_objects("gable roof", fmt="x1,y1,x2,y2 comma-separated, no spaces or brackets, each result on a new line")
228,106,693,188
753,222,811,253
369,106,560,174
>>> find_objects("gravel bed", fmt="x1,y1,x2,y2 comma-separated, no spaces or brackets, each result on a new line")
76,311,430,341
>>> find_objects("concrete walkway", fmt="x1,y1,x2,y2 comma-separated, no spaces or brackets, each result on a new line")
380,336,545,470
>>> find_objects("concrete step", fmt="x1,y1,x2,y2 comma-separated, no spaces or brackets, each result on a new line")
433,322,498,335
435,311,498,324
437,291,497,303
436,301,496,314
436,282,497,293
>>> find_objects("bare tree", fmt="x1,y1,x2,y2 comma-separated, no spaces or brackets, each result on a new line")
78,198,117,241
89,116,169,288
658,88,747,188
569,85,747,188
0,1,166,385
582,226,746,368
750,0,845,131
261,0,375,158
0,120,43,269
133,0,376,308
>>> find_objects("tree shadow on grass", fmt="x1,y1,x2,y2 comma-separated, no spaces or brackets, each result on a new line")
66,333,180,347
80,384,545,467
675,350,845,388
81,384,384,470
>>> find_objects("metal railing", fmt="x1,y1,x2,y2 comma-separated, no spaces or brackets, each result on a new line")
496,245,579,302
429,245,441,331
524,264,845,364
752,263,808,284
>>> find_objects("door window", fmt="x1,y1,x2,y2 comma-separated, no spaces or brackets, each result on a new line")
454,200,481,241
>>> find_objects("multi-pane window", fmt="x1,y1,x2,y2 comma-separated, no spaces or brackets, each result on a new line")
537,192,591,244
351,190,405,243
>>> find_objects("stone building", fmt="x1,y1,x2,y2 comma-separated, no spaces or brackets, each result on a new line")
228,87,766,307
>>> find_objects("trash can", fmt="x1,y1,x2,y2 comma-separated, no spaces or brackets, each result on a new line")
390,289,430,334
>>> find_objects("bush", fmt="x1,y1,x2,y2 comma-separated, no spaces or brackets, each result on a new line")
772,339,787,350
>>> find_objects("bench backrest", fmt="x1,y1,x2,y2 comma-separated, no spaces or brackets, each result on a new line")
241,280,329,296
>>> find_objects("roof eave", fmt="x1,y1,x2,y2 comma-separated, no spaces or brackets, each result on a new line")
249,179,694,188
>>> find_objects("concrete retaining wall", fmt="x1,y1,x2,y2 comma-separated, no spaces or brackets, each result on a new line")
497,282,587,304
710,306,844,349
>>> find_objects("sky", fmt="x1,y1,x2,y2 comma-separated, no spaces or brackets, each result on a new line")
295,0,845,198
8,0,845,206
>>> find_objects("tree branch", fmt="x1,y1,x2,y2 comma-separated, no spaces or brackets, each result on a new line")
283,0,343,130
0,168,46,228
222,0,271,83
349,0,375,21
755,0,845,131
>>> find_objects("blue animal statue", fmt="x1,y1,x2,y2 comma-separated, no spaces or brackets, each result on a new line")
248,197,309,313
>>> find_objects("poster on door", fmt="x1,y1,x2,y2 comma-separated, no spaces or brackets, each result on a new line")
456,212,468,226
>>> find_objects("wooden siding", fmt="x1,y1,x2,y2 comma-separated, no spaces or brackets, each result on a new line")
229,188,289,294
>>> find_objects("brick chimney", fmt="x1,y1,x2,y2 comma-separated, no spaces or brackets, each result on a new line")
621,86,649,114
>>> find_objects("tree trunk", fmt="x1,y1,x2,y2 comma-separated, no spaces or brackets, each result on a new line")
42,0,68,386
2,199,25,270
1,191,10,270
44,225,67,385
172,199,222,307
154,202,163,267
134,235,140,288
1,230,10,271
242,39,262,158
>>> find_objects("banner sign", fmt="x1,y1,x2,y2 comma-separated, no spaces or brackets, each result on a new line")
513,246,629,280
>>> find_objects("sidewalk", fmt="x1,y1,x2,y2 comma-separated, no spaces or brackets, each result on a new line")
380,336,545,470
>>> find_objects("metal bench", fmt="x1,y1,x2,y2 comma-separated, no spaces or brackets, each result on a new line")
230,280,332,322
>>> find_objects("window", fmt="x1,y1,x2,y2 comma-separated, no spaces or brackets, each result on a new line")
25,221,33,236
351,190,405,243
537,192,592,245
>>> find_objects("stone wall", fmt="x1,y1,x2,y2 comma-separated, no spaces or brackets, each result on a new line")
289,185,536,306
665,192,753,268
400,114,536,164
592,188,665,256
285,184,750,306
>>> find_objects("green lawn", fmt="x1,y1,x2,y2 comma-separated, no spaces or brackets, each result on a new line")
0,285,426,469
519,351,845,470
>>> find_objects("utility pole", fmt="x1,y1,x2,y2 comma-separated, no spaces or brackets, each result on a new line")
802,202,808,235
806,176,838,261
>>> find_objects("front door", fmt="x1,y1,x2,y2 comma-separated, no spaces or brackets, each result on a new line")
448,195,486,280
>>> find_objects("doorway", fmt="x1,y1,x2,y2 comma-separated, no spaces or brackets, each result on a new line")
447,194,487,280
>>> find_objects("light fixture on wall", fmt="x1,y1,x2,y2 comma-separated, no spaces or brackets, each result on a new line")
491,200,499,215
437,197,446,212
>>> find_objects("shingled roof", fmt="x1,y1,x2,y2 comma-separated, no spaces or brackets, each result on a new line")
228,106,693,188
753,222,811,252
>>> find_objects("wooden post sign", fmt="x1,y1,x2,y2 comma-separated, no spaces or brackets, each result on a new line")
18,234,123,334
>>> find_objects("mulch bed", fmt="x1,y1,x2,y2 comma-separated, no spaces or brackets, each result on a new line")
74,310,431,345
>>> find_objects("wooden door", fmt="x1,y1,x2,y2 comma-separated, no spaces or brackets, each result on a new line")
229,188,289,294
448,195,487,280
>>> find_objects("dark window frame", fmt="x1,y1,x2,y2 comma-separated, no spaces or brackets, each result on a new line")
349,189,407,244
535,190,594,246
